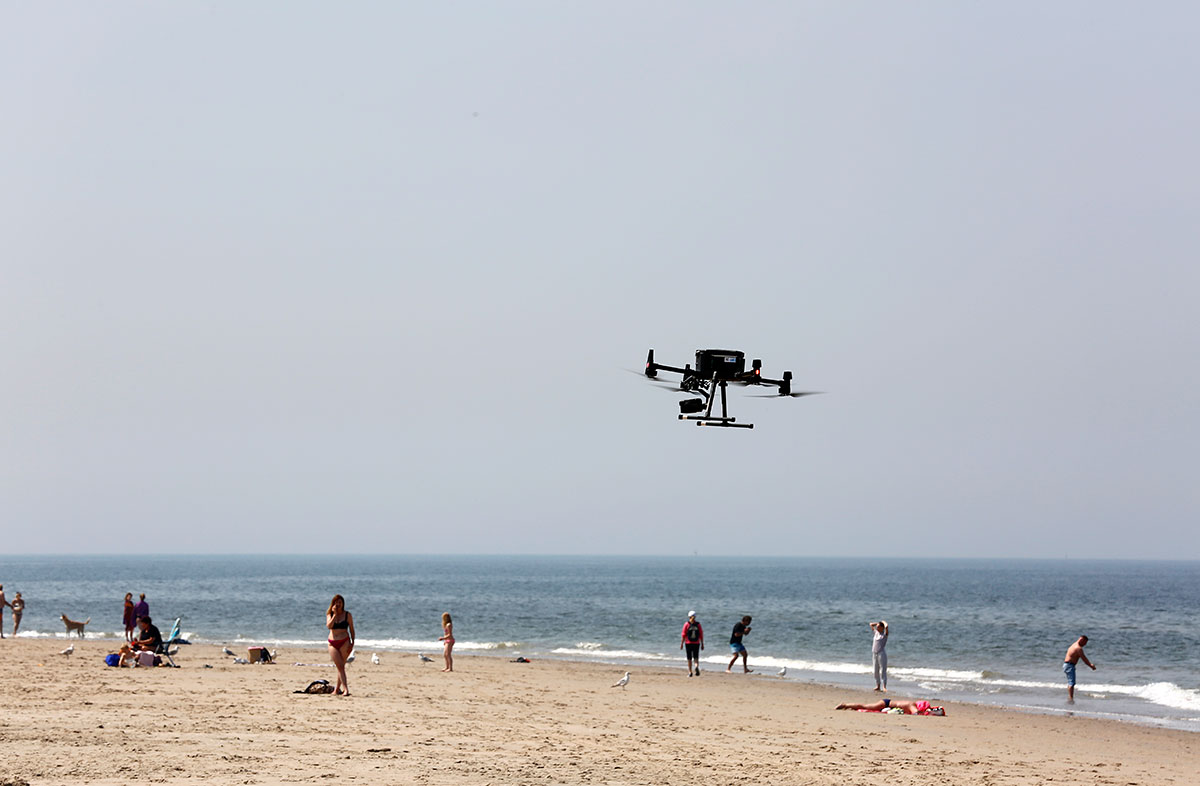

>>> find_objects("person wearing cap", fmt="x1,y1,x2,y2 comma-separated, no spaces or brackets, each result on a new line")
680,611,705,677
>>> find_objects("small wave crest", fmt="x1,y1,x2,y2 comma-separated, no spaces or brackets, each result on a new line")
551,647,673,662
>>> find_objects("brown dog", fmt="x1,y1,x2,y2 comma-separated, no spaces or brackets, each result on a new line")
61,614,90,638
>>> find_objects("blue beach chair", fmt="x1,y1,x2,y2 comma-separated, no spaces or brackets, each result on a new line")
156,617,183,668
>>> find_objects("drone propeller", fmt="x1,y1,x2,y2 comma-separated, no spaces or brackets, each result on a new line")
623,369,692,394
748,391,825,398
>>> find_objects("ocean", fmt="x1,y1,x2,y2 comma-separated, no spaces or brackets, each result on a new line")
2,555,1197,731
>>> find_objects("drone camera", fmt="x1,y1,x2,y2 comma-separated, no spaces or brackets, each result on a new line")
679,398,706,415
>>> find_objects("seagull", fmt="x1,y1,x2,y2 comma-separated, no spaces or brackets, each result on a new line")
346,651,356,663
233,657,249,664
222,647,236,657
60,643,74,656
777,666,787,677
370,653,380,665
418,653,435,663
168,646,180,656
612,671,631,689
269,650,277,662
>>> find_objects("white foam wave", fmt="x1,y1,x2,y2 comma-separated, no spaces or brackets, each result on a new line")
551,647,674,662
225,636,521,653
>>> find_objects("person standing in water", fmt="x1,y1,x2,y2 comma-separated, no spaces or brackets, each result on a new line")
10,593,24,636
133,593,149,622
870,620,889,692
123,593,136,642
438,612,455,672
726,615,753,674
680,611,705,677
1063,635,1096,702
326,595,355,696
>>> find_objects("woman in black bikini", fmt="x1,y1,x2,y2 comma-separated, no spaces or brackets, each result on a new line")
326,594,355,696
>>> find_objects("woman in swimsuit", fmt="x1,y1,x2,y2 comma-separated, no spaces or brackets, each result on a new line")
326,594,355,696
10,593,24,636
123,593,136,642
835,698,945,715
438,612,455,672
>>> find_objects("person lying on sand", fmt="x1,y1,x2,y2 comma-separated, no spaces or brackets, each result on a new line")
836,698,945,716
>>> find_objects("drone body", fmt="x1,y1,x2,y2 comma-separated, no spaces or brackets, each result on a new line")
639,348,820,429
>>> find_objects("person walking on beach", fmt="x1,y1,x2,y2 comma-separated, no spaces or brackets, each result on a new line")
439,612,455,672
10,593,24,637
870,620,889,692
680,611,704,677
326,595,355,696
1063,635,1096,702
133,593,149,622
123,593,136,642
726,615,753,674
0,585,8,638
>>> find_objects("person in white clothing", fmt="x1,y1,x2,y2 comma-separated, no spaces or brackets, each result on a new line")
870,620,889,691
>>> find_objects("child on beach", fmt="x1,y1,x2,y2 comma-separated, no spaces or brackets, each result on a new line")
439,612,455,672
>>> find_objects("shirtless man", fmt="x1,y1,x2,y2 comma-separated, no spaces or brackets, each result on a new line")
1063,635,1096,702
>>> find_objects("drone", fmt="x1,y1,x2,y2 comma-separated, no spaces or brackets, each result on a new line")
636,348,821,429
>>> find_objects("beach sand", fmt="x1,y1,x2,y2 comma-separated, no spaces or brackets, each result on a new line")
0,640,1192,785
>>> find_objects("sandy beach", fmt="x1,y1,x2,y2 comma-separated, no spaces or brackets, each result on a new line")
0,640,1193,785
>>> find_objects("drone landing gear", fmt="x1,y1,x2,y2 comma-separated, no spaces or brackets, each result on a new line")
677,379,754,429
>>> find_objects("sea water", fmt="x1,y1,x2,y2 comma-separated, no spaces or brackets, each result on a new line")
2,555,1197,731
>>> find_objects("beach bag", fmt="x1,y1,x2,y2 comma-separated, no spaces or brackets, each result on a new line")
136,651,157,667
105,654,121,667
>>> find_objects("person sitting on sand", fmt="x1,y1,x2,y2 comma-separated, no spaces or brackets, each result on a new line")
10,592,24,636
836,698,946,715
439,612,455,672
131,616,163,652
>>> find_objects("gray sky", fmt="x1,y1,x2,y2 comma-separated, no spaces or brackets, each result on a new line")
2,3,1197,558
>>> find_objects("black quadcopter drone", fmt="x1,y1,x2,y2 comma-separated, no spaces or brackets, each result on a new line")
636,348,821,429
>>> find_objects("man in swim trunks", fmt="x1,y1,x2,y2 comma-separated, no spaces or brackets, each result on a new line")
1063,635,1096,702
726,615,752,674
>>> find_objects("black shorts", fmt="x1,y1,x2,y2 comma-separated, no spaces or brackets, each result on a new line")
685,642,701,659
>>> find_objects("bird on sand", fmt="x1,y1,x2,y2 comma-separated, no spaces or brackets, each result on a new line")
60,643,74,656
370,653,380,665
612,672,631,689
222,647,236,657
778,666,787,677
418,653,435,663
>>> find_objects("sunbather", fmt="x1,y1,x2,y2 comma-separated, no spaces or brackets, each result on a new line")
836,698,946,715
